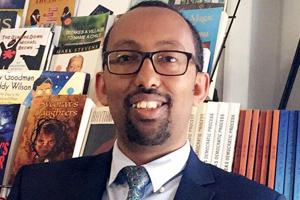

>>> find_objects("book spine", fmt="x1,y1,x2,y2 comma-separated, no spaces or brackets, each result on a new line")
246,109,260,180
232,110,245,174
253,111,267,182
283,111,297,200
259,110,273,185
199,101,218,163
211,102,229,167
293,111,300,200
194,103,207,156
267,110,280,189
220,103,240,171
188,106,199,149
274,110,289,194
238,109,253,176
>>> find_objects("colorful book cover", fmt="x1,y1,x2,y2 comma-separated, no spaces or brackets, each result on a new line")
274,110,289,194
24,0,75,26
50,13,109,76
0,11,20,30
0,27,53,70
10,95,87,184
181,7,223,73
283,111,297,200
0,104,20,184
0,70,89,105
81,106,116,156
293,111,300,200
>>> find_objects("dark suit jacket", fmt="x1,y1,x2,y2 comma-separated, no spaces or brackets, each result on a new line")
8,149,285,200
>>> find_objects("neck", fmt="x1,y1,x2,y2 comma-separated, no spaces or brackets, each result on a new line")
116,137,187,165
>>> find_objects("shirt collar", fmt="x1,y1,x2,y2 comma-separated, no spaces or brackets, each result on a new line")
108,140,191,192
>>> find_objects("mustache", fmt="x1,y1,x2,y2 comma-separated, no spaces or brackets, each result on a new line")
124,87,172,109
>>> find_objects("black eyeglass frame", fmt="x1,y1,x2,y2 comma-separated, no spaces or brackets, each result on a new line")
103,50,199,76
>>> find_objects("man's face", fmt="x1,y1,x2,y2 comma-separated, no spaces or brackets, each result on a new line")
67,57,83,72
97,7,208,150
35,130,56,157
32,82,52,98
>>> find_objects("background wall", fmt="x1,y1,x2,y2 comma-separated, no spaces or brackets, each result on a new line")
223,0,300,109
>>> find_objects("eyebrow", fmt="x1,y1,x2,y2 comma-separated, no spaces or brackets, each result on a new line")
155,40,186,50
110,39,142,50
110,39,186,51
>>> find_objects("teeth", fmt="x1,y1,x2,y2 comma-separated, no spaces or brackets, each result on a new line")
132,101,161,109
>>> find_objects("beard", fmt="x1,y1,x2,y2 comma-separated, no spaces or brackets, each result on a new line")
123,87,172,146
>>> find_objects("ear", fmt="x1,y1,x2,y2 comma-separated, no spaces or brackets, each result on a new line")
193,72,209,106
95,72,108,106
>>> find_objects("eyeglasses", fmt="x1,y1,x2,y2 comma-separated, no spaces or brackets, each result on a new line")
103,50,196,76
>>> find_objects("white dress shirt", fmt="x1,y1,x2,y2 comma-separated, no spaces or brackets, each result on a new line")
102,140,191,200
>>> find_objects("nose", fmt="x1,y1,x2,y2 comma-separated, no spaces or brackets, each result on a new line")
134,58,161,89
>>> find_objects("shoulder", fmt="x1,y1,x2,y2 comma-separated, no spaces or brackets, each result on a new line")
8,152,112,200
183,149,285,200
204,163,285,200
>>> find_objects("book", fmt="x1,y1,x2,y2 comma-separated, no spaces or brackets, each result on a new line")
0,70,90,106
181,7,223,73
199,101,218,163
50,13,108,73
0,27,53,70
24,0,76,27
274,110,289,194
259,110,273,185
10,95,87,185
293,111,300,200
211,102,229,167
267,110,280,189
49,13,109,105
80,106,116,156
187,106,199,148
72,98,95,158
0,11,20,30
238,109,252,176
0,0,26,9
283,111,297,200
193,102,207,156
220,102,240,171
0,105,28,198
245,109,260,180
253,111,267,182
232,110,245,173
0,104,21,184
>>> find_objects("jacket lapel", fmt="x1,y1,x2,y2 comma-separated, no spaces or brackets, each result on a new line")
70,150,113,200
174,149,216,200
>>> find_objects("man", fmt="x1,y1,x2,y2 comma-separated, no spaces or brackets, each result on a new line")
8,1,285,200
66,55,84,72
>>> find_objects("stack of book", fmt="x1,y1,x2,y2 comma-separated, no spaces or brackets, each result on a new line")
232,109,300,200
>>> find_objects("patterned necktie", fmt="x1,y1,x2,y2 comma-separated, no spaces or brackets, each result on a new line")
120,166,150,200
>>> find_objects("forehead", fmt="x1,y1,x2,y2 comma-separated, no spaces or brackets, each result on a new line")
108,7,194,52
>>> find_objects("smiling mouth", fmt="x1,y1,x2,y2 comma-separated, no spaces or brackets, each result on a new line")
132,100,164,109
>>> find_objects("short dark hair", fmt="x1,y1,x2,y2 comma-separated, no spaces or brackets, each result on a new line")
32,76,53,91
102,1,203,72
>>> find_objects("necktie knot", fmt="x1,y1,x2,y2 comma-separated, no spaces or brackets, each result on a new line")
119,166,150,200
